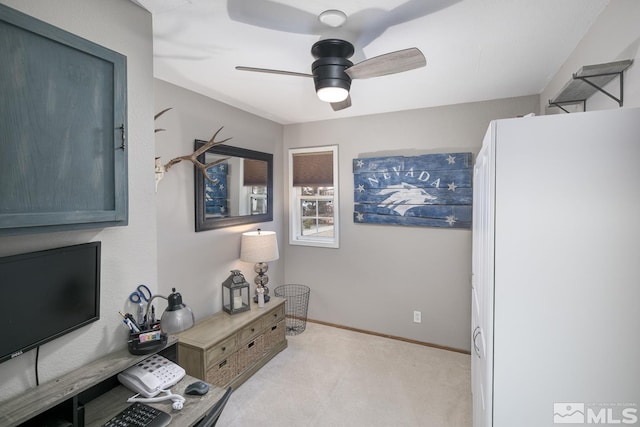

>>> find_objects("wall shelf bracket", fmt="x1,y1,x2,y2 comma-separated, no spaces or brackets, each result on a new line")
548,60,633,113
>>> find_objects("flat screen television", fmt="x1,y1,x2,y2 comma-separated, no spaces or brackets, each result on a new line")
0,242,101,363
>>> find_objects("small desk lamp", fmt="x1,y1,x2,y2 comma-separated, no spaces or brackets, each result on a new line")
240,229,279,303
146,287,195,334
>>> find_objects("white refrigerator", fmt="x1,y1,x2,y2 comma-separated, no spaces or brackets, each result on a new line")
471,107,640,427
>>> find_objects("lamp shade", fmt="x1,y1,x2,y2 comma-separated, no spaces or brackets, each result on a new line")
161,288,195,334
146,288,195,335
240,230,279,263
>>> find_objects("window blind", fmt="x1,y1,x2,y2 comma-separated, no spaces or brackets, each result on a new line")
243,159,267,186
292,151,333,186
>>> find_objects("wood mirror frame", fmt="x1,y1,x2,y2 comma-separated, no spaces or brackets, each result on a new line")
194,141,273,231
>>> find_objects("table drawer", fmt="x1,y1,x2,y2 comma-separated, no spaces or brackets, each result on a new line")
206,353,237,387
239,317,263,344
205,334,237,368
265,304,285,327
237,335,265,373
264,319,285,352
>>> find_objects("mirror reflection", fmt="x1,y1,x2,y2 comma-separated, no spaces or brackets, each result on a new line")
204,154,268,218
195,141,273,231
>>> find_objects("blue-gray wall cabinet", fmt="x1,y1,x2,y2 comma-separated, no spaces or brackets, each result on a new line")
0,4,128,236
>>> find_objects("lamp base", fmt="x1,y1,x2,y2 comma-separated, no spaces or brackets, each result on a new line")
253,262,272,303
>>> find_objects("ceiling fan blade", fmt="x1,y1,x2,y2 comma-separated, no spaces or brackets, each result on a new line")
345,48,426,80
331,95,352,111
352,0,462,48
236,66,312,78
227,0,323,35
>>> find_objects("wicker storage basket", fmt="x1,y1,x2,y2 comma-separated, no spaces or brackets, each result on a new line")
206,353,238,387
237,335,265,372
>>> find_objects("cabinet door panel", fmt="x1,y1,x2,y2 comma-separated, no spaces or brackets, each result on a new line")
0,4,127,235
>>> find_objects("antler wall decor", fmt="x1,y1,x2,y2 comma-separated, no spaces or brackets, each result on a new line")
154,108,231,191
162,126,231,182
154,107,172,133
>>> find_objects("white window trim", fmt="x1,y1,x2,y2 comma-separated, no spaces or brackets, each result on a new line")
288,145,339,248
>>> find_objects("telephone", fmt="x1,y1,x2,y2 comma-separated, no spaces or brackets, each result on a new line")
117,354,185,398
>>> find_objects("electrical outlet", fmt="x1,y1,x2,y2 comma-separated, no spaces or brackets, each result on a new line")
413,310,421,323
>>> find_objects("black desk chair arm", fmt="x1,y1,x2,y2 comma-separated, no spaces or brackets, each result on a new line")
195,387,233,427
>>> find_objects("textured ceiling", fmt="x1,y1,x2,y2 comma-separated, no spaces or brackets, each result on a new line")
132,0,609,124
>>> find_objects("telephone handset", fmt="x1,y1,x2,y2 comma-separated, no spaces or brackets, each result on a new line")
117,354,186,398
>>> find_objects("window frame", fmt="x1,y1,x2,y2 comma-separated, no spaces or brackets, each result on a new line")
288,145,340,248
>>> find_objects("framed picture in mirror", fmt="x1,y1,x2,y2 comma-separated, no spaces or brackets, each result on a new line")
194,141,273,231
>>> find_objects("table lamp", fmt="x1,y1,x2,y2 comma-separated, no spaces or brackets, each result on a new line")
146,287,195,334
240,229,279,303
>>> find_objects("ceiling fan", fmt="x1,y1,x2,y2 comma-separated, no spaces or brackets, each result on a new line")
236,36,426,111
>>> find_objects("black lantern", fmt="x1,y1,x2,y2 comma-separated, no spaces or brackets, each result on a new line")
222,270,250,314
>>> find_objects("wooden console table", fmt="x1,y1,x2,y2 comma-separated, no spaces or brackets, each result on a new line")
84,372,224,426
0,337,224,427
177,297,287,390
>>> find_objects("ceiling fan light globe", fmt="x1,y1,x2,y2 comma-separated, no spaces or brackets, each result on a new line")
318,10,347,28
317,87,349,103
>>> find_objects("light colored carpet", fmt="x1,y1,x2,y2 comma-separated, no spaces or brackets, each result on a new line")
217,322,472,426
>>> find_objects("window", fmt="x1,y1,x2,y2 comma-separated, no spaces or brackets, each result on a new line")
243,158,268,215
289,146,339,248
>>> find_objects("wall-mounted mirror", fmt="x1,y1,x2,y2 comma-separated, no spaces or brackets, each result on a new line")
195,141,273,231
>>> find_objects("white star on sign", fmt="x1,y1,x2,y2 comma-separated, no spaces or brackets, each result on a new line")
446,215,457,226
356,159,364,168
447,155,456,164
447,182,457,191
356,212,365,221
357,184,365,193
219,184,225,191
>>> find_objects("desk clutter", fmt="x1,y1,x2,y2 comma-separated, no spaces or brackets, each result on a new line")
119,311,167,355
121,285,196,355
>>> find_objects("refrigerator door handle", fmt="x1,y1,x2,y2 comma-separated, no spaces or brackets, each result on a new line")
473,326,482,358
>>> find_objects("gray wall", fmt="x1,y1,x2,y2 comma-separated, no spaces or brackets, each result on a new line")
154,79,284,320
1,0,638,404
283,96,540,352
0,0,155,401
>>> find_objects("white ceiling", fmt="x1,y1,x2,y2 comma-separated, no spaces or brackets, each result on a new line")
133,0,609,124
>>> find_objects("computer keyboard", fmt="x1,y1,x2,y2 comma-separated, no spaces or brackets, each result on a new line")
102,402,172,427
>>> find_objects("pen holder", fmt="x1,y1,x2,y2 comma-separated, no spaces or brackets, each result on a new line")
127,323,168,355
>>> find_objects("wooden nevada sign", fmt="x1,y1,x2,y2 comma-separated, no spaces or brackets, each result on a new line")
353,153,472,229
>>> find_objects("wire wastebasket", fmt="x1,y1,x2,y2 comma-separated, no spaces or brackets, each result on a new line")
274,284,310,335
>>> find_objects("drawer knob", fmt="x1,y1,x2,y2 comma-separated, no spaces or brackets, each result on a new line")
222,346,226,352
271,325,277,331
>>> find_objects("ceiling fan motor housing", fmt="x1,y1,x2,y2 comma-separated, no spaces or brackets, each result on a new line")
312,56,353,93
311,39,355,97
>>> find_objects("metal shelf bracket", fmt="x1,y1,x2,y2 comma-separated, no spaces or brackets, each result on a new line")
548,60,633,113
